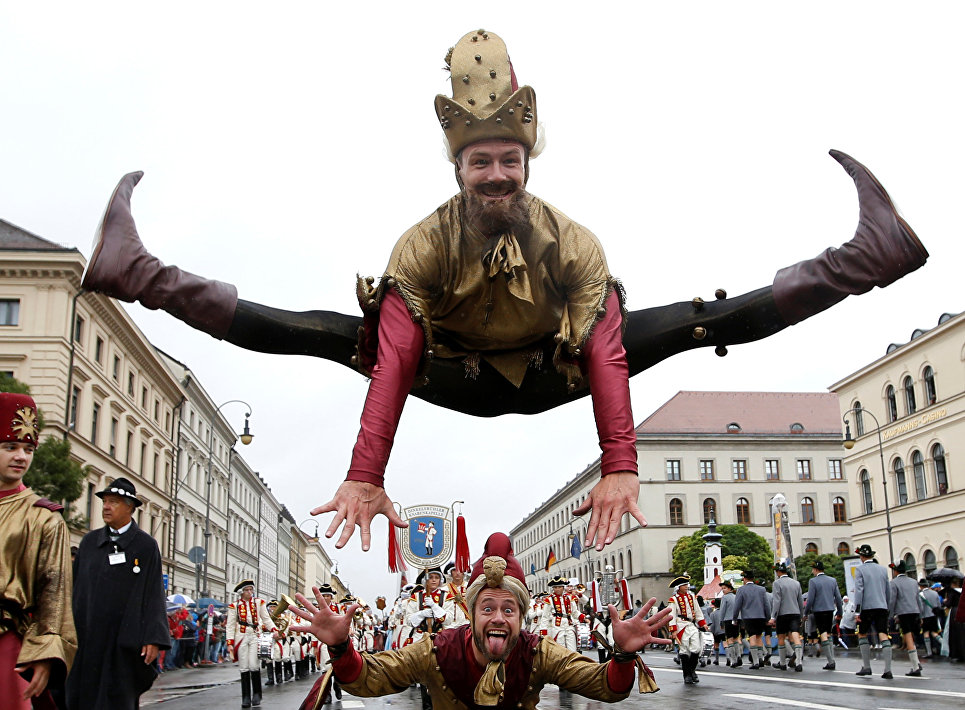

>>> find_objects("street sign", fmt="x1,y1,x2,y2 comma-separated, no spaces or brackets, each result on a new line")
187,546,206,564
163,573,169,590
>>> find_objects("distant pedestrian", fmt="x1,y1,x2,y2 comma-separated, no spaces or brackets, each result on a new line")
718,581,740,667
803,560,843,669
852,544,894,679
769,563,804,671
918,579,942,657
731,570,768,669
888,562,922,676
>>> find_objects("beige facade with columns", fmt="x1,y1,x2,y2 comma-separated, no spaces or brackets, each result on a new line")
830,310,963,576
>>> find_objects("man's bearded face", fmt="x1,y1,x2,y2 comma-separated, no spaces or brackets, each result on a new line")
458,139,530,236
472,588,522,663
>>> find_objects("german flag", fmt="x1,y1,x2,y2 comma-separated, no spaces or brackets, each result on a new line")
544,549,557,572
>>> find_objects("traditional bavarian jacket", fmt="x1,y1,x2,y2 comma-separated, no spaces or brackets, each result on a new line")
539,593,580,635
404,588,449,643
226,597,276,646
445,582,470,628
318,625,658,710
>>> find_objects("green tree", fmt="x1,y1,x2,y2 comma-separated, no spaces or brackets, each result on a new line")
722,554,749,571
671,525,773,589
794,552,847,595
0,372,31,394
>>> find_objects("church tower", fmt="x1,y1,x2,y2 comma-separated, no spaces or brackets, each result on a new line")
703,517,723,585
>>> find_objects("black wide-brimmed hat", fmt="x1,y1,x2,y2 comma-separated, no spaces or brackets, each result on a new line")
317,583,336,596
416,567,443,586
669,574,691,588
919,578,929,586
889,560,907,573
773,562,789,574
812,560,825,571
856,544,875,557
95,477,142,507
234,579,255,593
548,574,568,588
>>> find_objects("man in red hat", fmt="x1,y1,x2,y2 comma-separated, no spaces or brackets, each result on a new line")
0,392,77,709
292,533,671,710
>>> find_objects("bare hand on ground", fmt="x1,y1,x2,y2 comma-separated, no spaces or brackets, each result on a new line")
311,480,407,551
610,599,672,653
573,472,646,550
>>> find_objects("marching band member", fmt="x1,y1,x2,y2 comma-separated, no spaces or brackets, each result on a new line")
443,563,470,629
226,580,278,707
667,574,708,685
540,574,582,651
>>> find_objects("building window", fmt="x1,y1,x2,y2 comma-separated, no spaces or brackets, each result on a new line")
73,314,85,343
109,418,118,457
854,401,865,436
801,497,815,524
912,450,927,500
112,355,120,381
947,547,959,571
69,386,80,430
805,542,819,554
726,422,741,433
765,459,780,480
886,385,898,422
153,400,159,421
894,458,908,505
923,366,937,405
127,372,135,397
832,496,847,523
828,459,843,480
700,460,715,481
903,375,917,415
797,460,812,481
666,460,681,481
860,469,873,514
732,460,747,481
735,497,750,525
669,498,683,526
923,549,937,576
0,299,20,326
904,553,917,574
94,336,104,364
141,387,147,409
838,542,851,556
90,403,100,445
125,431,133,467
703,498,716,524
933,443,948,496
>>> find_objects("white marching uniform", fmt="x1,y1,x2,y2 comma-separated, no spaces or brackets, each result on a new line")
539,592,581,651
403,588,449,646
226,597,278,672
445,582,470,628
669,589,708,654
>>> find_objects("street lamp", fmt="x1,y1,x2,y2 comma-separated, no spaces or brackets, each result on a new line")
202,401,254,598
300,519,320,542
842,407,894,563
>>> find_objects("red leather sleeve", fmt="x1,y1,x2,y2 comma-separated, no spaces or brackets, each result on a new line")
346,290,425,486
606,656,636,693
582,290,637,476
331,642,364,684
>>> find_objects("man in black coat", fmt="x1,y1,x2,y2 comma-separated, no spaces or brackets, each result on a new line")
66,477,170,709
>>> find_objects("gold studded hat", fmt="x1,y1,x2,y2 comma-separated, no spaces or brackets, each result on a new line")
0,392,40,445
436,29,537,160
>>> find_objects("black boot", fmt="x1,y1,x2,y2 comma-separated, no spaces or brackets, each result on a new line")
251,670,262,707
420,682,433,710
690,653,701,683
284,660,294,681
241,671,252,708
273,661,283,685
772,150,928,326
334,680,343,700
265,662,275,686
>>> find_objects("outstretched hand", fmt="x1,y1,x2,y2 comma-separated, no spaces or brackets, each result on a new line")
289,588,360,645
311,480,407,551
610,599,672,653
573,472,646,551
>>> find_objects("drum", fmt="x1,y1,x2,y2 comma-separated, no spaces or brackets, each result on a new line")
257,633,273,659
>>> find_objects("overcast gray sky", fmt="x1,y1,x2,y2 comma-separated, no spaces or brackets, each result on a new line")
3,1,962,603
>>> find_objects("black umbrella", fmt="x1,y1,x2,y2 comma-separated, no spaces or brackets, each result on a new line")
927,567,964,583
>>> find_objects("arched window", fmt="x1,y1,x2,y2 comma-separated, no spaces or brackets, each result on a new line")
805,542,819,554
886,385,898,422
735,498,750,525
619,552,624,574
924,549,937,576
904,553,917,576
904,375,917,415
669,498,684,526
703,498,716,524
854,401,865,436
894,458,908,505
860,469,873,514
832,497,847,523
933,443,948,495
924,366,937,405
946,547,959,571
801,497,815,524
913,450,927,500
627,550,633,576
837,542,850,556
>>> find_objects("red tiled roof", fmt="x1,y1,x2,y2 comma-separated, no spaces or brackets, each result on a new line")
697,574,723,599
635,391,840,435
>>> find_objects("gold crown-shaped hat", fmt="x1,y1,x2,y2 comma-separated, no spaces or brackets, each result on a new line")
435,29,537,159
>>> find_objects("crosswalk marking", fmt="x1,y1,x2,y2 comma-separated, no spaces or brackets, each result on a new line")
724,693,844,710
648,666,965,698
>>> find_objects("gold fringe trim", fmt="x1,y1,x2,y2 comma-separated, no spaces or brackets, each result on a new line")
463,353,480,380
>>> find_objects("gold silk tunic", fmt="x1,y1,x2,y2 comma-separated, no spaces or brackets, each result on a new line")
0,487,77,672
340,631,654,710
375,194,623,388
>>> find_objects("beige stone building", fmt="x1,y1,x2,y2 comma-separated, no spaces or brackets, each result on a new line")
1,220,182,561
830,311,962,576
511,391,852,602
